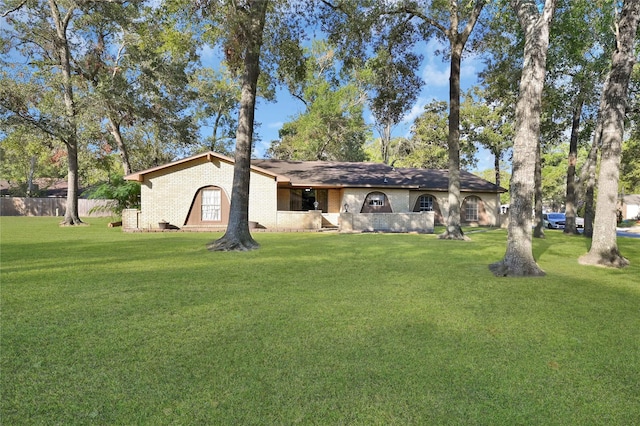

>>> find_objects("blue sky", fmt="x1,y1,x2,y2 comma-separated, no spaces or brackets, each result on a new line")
2,5,496,174
218,38,497,172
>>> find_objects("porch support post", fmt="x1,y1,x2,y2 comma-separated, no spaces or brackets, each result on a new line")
339,212,353,232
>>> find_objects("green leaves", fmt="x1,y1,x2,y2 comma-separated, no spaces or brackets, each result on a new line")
268,40,369,161
84,174,141,216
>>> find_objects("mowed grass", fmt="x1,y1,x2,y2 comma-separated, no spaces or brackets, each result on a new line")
1,217,639,425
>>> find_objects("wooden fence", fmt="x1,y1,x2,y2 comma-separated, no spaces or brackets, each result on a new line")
0,197,115,217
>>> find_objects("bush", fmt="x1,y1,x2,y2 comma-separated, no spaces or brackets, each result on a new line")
84,174,140,216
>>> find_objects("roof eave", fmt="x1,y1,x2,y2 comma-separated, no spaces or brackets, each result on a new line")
124,151,283,182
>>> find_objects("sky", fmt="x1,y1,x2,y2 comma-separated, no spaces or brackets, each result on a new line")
1,6,496,174
209,37,498,173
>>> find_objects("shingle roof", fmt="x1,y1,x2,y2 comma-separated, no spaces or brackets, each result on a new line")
124,151,506,193
0,178,79,197
252,159,506,193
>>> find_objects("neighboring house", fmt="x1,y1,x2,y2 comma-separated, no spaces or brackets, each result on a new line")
619,194,640,220
1,178,70,197
123,151,506,232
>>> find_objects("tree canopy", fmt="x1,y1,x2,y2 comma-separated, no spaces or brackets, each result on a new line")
1,0,638,267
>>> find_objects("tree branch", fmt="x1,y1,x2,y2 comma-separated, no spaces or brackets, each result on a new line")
1,0,27,17
0,107,70,147
291,92,308,108
395,5,448,37
461,0,487,42
320,0,341,12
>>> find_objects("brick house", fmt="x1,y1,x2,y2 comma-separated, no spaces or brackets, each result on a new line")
123,151,506,232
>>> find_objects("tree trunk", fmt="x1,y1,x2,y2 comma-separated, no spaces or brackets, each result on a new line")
533,140,545,238
493,147,501,188
50,0,82,225
579,0,638,268
107,118,132,176
64,141,82,225
27,156,36,197
490,0,555,277
437,0,485,239
381,120,391,165
211,107,223,152
439,43,467,240
581,137,598,238
208,0,268,252
564,97,583,234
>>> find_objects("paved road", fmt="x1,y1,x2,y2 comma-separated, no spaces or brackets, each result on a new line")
544,227,640,238
617,229,640,239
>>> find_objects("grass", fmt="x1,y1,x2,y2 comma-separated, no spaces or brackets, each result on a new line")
1,217,639,425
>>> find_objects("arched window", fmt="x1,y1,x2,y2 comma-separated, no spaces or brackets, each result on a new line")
361,191,392,213
412,193,443,224
417,195,434,212
464,196,480,222
184,186,230,226
201,188,221,221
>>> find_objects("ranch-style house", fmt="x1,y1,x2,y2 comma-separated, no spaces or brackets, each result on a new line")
123,151,506,233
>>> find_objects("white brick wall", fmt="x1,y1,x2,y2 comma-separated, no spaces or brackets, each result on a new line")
341,189,500,226
248,172,278,228
139,158,277,229
346,212,434,232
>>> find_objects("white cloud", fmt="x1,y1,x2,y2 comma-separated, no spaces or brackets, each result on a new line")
267,121,284,129
401,95,441,125
423,63,451,87
402,100,427,124
461,52,482,85
422,60,450,87
420,39,449,87
419,38,482,89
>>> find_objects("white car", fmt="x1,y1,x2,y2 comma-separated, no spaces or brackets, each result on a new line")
543,213,584,229
543,213,566,229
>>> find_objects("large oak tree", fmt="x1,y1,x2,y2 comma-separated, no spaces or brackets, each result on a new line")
203,0,309,251
579,0,639,268
319,0,486,240
489,0,556,277
1,0,100,225
207,0,269,251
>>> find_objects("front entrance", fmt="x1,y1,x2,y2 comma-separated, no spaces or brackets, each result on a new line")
290,189,328,211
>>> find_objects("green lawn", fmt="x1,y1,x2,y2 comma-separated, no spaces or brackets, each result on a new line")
2,217,639,425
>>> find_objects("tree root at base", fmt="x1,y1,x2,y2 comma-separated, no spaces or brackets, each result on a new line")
59,219,85,226
488,260,546,277
578,250,630,268
207,236,260,252
438,231,470,241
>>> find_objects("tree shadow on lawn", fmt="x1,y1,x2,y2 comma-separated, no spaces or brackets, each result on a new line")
532,236,552,262
533,232,600,264
1,237,204,276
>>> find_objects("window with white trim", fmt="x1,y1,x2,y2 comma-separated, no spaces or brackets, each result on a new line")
202,189,221,221
418,195,434,212
368,193,385,206
465,197,479,221
361,191,392,213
